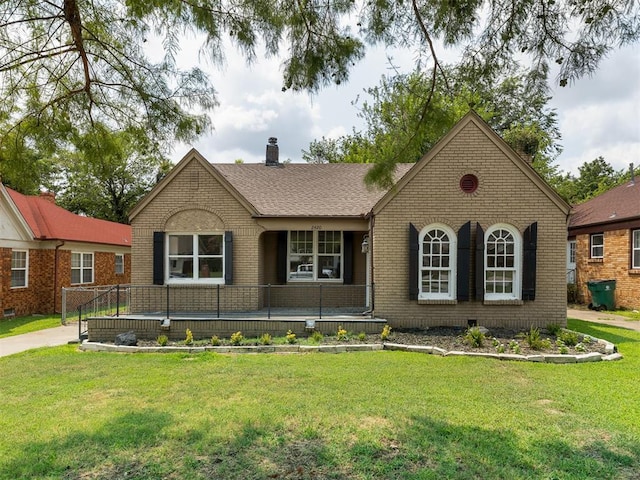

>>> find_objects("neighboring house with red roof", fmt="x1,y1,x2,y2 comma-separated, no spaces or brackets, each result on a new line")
568,174,640,310
0,184,131,318
124,112,570,337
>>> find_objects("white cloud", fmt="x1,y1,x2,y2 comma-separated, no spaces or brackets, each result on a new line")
550,44,640,175
165,34,639,177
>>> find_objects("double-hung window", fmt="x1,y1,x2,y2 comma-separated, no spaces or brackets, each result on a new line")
168,234,224,282
590,233,604,258
485,225,521,300
288,230,342,281
71,252,94,284
419,225,456,300
115,254,124,275
11,250,28,288
633,230,640,269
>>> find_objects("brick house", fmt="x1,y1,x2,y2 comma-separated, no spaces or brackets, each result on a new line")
129,111,570,332
568,174,640,310
0,184,132,318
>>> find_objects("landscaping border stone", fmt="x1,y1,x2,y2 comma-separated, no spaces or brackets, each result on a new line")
79,330,621,362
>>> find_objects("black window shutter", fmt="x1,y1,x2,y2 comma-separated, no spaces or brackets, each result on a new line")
409,223,419,300
277,231,288,284
152,232,164,285
522,222,538,301
475,223,484,301
457,221,471,301
343,231,354,285
224,231,233,285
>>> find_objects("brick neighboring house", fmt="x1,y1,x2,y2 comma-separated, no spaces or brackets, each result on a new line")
129,111,570,331
568,175,640,310
0,184,132,318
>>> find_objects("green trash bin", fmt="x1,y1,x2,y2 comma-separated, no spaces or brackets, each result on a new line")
586,280,616,311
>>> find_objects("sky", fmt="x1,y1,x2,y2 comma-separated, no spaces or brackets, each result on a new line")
169,39,640,177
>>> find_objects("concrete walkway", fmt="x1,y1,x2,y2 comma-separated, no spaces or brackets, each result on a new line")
0,322,80,358
567,308,640,332
0,310,638,358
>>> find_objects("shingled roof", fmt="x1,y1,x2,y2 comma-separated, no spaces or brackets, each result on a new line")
213,163,414,217
4,186,131,246
569,179,640,229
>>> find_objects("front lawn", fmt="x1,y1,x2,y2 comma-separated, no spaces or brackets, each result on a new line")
0,319,638,479
0,314,62,339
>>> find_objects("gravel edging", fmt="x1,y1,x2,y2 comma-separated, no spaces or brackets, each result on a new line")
79,331,621,363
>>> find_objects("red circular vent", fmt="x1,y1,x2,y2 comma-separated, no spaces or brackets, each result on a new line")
460,174,478,193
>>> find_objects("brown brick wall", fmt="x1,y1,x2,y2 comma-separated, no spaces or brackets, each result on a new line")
373,122,568,330
0,247,131,318
574,229,640,309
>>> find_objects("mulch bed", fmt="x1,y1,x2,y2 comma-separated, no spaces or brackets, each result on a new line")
135,326,608,355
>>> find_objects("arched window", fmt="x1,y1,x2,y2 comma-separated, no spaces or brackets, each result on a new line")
485,224,521,300
419,225,456,300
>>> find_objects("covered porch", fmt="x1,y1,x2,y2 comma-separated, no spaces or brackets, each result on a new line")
79,283,383,341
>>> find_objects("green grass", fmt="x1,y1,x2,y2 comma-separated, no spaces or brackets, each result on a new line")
610,310,640,321
0,314,62,339
0,319,638,479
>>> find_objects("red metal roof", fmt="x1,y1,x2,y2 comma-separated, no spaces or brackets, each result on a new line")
6,187,131,246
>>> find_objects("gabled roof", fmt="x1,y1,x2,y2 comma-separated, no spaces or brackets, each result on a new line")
3,185,131,246
130,148,412,220
373,111,571,215
569,180,640,229
213,163,412,217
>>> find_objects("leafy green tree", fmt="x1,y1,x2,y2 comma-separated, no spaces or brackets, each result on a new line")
556,156,626,204
2,0,637,147
53,125,169,223
1,0,636,198
308,65,563,188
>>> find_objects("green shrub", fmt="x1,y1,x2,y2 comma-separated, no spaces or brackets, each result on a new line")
157,335,168,346
258,333,272,345
211,335,221,346
520,326,551,350
380,325,392,341
230,331,244,345
285,330,297,344
575,342,587,352
310,330,323,343
509,340,521,354
558,329,579,346
463,327,485,348
184,329,193,346
546,323,562,336
495,343,506,354
357,332,367,341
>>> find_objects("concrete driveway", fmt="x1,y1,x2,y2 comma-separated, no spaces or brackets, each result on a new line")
0,323,80,358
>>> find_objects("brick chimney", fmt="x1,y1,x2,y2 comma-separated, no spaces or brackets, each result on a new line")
39,191,56,204
265,137,279,166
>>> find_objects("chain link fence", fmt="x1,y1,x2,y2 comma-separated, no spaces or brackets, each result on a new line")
62,285,131,324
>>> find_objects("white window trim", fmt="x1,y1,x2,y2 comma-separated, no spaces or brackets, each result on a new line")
11,250,28,289
484,224,521,301
418,224,456,300
71,252,94,285
590,233,604,259
166,233,225,284
287,230,343,282
632,230,640,269
115,254,124,275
